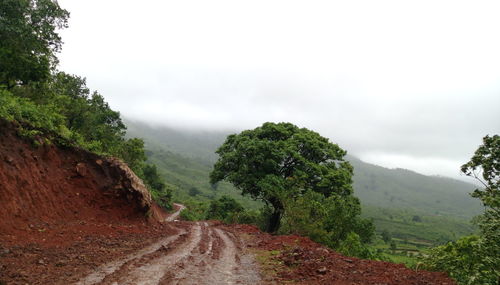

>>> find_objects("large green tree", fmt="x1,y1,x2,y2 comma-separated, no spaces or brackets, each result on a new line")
210,122,354,233
0,0,69,87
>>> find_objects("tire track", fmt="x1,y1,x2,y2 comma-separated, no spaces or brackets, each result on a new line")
161,222,215,285
164,224,260,285
75,226,185,285
75,220,260,285
111,223,202,285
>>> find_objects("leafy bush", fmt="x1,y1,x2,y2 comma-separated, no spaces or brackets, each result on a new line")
280,190,374,257
205,196,244,222
179,199,209,221
0,90,67,134
423,235,496,284
143,164,173,210
338,232,374,259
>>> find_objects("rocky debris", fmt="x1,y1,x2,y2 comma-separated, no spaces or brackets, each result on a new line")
224,225,456,285
4,155,14,164
105,158,153,210
317,266,328,275
75,162,87,177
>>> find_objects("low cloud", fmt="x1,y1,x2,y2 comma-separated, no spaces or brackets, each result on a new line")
58,0,500,179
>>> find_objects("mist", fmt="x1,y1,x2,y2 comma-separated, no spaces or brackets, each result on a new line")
57,0,500,180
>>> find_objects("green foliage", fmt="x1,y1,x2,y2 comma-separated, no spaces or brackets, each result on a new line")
0,90,65,132
234,209,263,226
179,199,209,221
144,146,261,209
280,190,374,254
188,187,202,197
423,235,496,285
462,135,500,209
119,138,147,173
7,72,129,157
205,195,244,222
0,0,69,87
177,196,264,226
381,230,392,243
390,240,397,250
143,164,172,210
337,232,373,259
280,191,329,244
424,134,500,284
363,205,476,244
210,122,354,233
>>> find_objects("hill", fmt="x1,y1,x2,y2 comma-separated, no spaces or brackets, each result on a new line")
348,155,481,219
125,119,482,243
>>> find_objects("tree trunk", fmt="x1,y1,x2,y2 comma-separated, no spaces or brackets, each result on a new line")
266,208,282,233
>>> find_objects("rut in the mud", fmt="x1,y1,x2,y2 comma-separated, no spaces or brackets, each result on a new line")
76,222,261,285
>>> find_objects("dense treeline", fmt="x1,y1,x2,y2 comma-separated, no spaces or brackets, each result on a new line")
0,0,172,209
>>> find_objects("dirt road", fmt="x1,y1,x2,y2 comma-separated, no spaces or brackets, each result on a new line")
75,221,261,285
164,203,186,222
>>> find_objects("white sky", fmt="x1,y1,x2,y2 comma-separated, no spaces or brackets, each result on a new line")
57,0,500,180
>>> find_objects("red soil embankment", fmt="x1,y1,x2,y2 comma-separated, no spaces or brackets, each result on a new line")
227,224,456,285
0,119,164,247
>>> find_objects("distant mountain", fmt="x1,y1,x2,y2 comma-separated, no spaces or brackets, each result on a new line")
125,118,227,164
125,119,482,220
348,156,481,219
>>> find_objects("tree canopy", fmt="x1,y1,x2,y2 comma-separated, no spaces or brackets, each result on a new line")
461,135,499,209
210,122,355,233
0,0,69,87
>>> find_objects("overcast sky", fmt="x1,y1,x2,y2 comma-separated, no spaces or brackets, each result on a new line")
57,0,500,180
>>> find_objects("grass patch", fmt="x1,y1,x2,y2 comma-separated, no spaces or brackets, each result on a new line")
252,249,286,280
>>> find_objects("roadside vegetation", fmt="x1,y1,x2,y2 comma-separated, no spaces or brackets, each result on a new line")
422,135,500,285
0,0,172,210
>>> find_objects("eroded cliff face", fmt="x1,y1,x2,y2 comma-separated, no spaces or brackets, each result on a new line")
0,119,162,241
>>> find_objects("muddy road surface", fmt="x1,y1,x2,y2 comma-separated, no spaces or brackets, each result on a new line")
76,221,261,285
164,203,186,222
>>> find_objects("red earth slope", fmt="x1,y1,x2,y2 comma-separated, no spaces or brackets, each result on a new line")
0,119,164,246
227,223,456,284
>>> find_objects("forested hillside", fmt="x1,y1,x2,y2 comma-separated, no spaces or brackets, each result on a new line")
125,119,481,244
126,120,480,212
349,156,481,218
